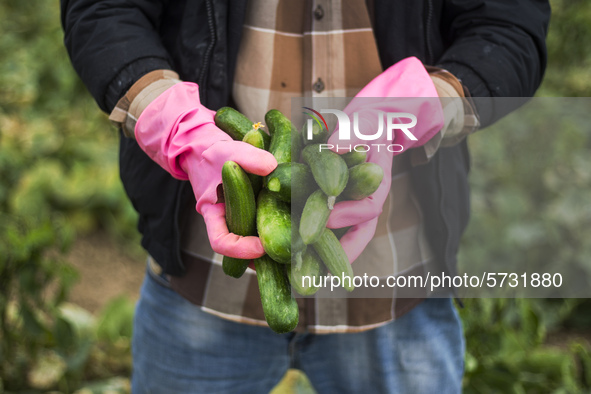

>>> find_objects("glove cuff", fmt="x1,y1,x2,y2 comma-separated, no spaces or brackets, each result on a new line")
109,69,182,138
410,67,480,166
428,67,480,144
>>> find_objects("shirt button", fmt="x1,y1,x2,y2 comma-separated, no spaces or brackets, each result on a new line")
313,78,325,93
314,5,324,20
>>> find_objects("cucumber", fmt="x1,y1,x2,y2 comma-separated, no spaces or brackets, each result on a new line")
291,123,304,163
244,123,272,151
222,256,250,279
215,107,271,147
291,213,306,256
256,189,292,264
214,107,253,140
292,248,306,271
299,189,331,245
265,109,297,164
341,162,384,201
242,127,266,150
341,150,367,167
302,121,329,145
287,248,323,296
265,162,315,204
242,128,266,195
301,144,349,209
312,228,354,292
221,161,257,278
254,254,299,333
291,209,306,269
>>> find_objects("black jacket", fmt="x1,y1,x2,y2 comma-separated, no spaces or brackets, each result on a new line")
61,0,550,277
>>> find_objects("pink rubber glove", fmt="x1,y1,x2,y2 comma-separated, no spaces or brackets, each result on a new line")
327,57,445,263
135,82,277,259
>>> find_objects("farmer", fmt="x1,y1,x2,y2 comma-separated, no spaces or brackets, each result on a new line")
60,1,550,392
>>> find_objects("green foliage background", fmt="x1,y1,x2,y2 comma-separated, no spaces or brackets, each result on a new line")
0,0,590,392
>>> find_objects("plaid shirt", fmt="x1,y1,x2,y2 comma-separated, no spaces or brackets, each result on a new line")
232,0,384,120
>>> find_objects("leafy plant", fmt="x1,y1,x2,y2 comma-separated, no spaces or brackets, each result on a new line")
0,214,77,390
460,299,591,392
0,0,139,391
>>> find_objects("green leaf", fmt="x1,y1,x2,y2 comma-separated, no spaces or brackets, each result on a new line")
95,296,135,342
20,303,47,337
53,315,76,352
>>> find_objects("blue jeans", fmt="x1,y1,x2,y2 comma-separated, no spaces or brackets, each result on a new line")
131,272,465,394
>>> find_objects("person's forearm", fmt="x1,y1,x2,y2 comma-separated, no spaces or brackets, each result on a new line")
436,0,550,126
60,0,173,113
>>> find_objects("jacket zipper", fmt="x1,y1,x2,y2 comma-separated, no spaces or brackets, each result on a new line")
436,151,464,305
425,0,455,297
173,182,188,272
197,0,217,103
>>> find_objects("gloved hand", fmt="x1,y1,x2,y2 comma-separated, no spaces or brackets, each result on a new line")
326,57,445,263
134,82,277,259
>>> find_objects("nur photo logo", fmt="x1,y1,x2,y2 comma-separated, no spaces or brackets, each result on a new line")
302,107,418,153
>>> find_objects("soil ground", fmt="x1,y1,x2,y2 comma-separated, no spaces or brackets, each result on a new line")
65,232,146,314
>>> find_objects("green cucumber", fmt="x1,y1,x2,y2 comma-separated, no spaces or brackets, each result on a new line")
341,150,367,167
222,256,251,279
312,228,354,292
215,106,271,148
301,144,349,209
242,128,266,195
260,130,272,151
341,162,384,201
265,162,315,204
221,161,257,278
254,254,299,333
302,121,329,145
290,211,306,269
299,189,331,245
291,123,304,163
242,127,265,150
215,107,254,140
245,124,272,151
291,214,306,256
265,109,298,164
292,248,306,271
287,248,323,296
256,189,291,264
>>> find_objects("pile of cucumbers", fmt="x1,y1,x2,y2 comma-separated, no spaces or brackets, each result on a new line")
214,107,383,333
